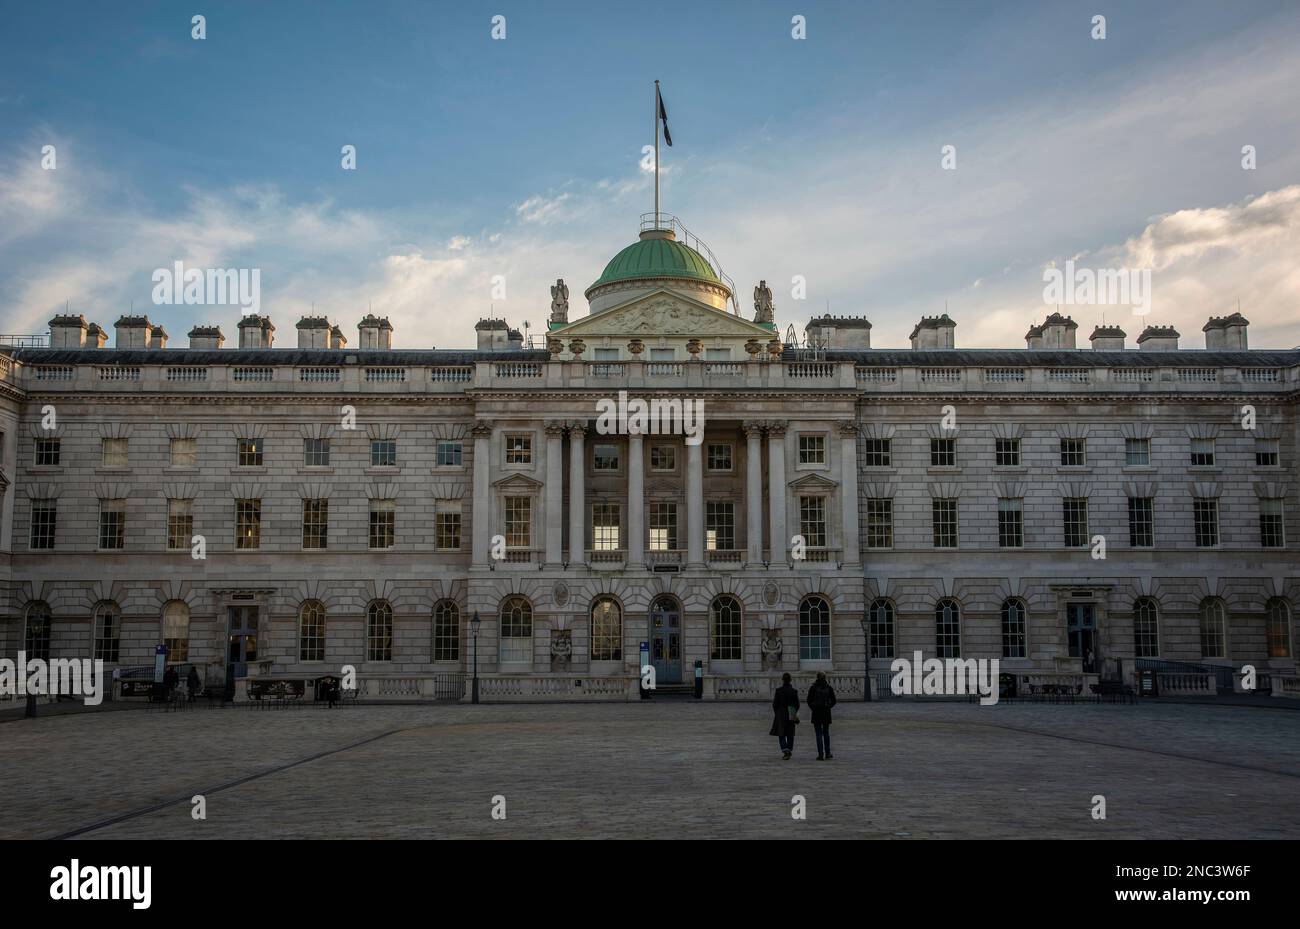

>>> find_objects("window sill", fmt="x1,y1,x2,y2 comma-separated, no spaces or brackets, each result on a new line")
993,466,1027,473
166,466,199,473
365,466,400,475
299,467,334,474
1055,467,1092,474
95,467,130,474
1122,465,1155,472
232,466,267,474
25,466,64,474
926,466,961,474
1188,467,1221,475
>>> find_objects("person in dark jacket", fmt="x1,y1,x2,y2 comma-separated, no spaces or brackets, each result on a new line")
163,665,179,695
186,666,202,703
807,671,837,760
770,672,800,759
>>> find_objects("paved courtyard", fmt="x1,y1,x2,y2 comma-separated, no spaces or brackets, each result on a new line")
3,701,1298,839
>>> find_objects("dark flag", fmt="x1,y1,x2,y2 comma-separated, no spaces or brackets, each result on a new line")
657,85,672,147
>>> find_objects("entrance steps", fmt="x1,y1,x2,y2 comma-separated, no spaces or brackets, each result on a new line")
645,683,697,700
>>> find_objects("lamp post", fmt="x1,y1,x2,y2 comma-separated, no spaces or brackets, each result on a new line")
470,611,481,704
858,616,873,702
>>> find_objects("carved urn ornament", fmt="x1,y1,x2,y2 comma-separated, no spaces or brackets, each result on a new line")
766,338,783,359
686,338,703,359
627,338,645,356
547,336,564,357
568,338,586,358
744,338,762,360
550,629,573,668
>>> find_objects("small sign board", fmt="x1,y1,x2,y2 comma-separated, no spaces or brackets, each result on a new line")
153,644,168,683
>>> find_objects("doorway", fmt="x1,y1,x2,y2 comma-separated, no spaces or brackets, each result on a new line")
225,605,259,697
1067,603,1098,673
649,596,682,684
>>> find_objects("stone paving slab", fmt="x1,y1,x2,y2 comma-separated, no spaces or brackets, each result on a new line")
2,702,1297,839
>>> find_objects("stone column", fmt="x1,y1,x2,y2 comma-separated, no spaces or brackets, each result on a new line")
686,438,705,568
627,431,645,568
544,421,565,567
567,422,586,567
839,422,861,567
744,421,765,567
471,422,492,567
767,422,787,564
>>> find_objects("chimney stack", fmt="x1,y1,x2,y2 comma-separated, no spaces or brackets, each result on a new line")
475,318,510,351
1024,323,1044,350
1039,312,1078,349
1089,325,1126,351
909,313,955,349
87,323,108,348
148,324,168,350
295,316,331,349
358,314,392,350
806,315,872,349
238,314,275,349
1203,312,1249,350
330,324,348,349
49,314,88,349
187,325,225,350
1136,325,1179,351
114,315,151,349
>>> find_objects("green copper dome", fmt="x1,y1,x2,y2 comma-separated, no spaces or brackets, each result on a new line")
588,233,722,293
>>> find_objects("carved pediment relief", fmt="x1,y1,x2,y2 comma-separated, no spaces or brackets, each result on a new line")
492,472,543,490
558,291,770,339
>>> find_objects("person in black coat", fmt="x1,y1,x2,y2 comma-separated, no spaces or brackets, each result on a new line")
807,671,837,760
770,672,800,759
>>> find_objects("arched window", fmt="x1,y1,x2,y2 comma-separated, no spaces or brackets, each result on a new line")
798,595,831,660
936,598,961,659
1133,597,1159,658
591,597,623,661
433,600,459,662
868,599,894,659
1267,598,1292,659
25,603,52,661
1000,599,1026,659
162,601,189,663
93,602,120,662
710,595,742,661
366,601,393,661
299,601,326,662
1199,598,1227,658
499,596,532,663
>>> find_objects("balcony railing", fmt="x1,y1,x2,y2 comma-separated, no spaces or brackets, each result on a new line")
983,367,1026,383
98,366,140,381
299,367,341,382
166,366,208,382
502,549,537,564
1178,367,1218,383
787,362,834,378
589,363,625,378
855,367,898,383
796,547,841,564
33,365,74,381
705,548,744,566
495,362,542,378
430,366,473,382
586,548,626,568
919,367,961,383
704,362,743,376
1110,368,1153,383
1047,368,1090,383
365,366,407,383
646,362,684,376
232,367,274,382
1242,368,1283,383
646,549,683,568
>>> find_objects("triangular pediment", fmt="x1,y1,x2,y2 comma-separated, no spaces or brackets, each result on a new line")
492,472,544,490
788,472,839,490
555,290,772,339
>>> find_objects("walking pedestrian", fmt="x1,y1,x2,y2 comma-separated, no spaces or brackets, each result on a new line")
770,672,800,759
186,666,202,703
807,671,837,760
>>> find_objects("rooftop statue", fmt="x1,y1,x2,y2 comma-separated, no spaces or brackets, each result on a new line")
753,279,774,325
550,278,570,325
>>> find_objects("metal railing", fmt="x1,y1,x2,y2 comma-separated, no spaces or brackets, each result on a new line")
638,212,740,315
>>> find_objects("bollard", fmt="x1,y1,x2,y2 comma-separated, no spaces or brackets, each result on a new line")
693,660,703,699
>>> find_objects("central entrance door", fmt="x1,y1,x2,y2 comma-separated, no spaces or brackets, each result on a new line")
649,596,682,684
1067,603,1098,673
225,605,260,697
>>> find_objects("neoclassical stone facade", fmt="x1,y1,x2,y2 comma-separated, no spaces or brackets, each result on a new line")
2,230,1297,701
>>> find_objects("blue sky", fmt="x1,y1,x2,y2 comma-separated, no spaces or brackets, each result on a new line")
2,0,1299,349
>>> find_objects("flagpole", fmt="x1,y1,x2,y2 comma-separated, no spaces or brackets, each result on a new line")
654,79,660,228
